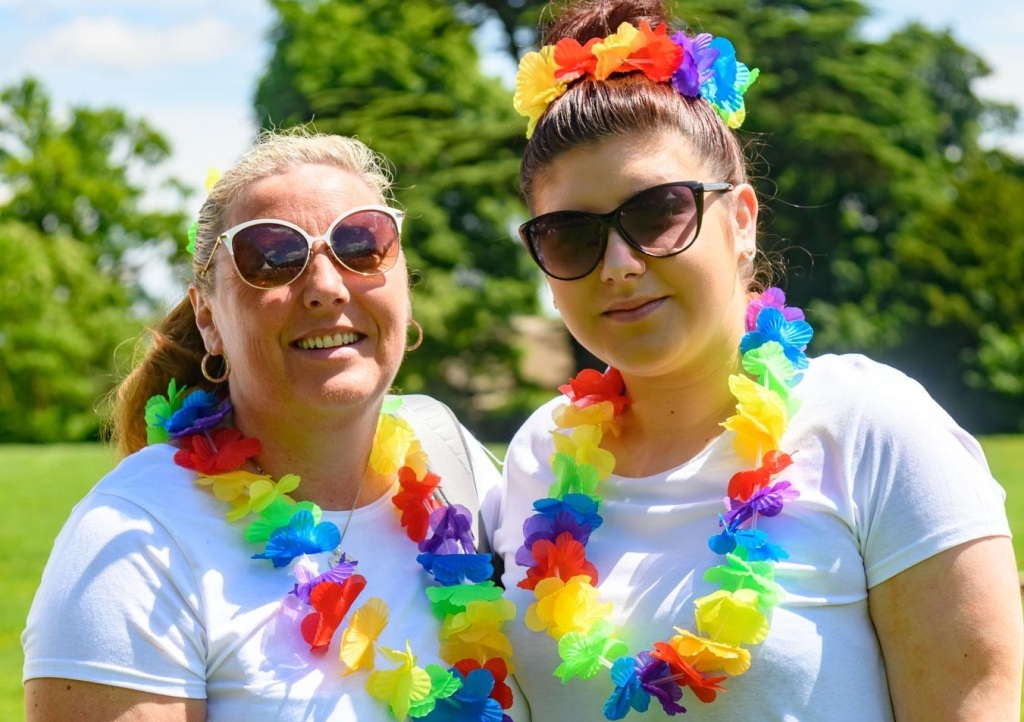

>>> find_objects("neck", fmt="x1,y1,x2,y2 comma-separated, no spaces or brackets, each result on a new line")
234,400,390,510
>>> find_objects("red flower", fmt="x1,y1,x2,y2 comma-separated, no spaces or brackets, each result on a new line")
174,428,262,475
553,37,600,81
558,368,631,415
517,531,598,591
301,574,367,653
651,641,728,703
727,451,793,501
623,22,683,82
391,466,443,542
454,658,514,709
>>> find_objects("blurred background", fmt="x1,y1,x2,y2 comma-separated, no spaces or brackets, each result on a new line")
2,2,1023,719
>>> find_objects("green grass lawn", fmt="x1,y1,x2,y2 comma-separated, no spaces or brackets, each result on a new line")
3,438,1023,720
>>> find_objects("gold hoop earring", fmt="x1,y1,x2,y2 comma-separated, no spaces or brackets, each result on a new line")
201,352,231,383
406,319,423,352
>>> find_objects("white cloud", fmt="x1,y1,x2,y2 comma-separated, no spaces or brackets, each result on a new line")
25,15,244,70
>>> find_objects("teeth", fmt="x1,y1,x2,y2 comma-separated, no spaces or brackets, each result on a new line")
298,333,359,350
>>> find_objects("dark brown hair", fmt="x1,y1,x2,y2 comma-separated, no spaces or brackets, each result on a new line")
520,0,749,206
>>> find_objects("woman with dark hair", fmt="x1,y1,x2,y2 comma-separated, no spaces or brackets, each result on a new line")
491,1,1022,719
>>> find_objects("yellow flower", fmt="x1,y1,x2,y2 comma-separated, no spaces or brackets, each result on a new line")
668,628,752,676
514,46,567,138
552,400,618,433
721,374,788,461
438,598,516,665
402,438,430,480
195,469,269,504
366,641,432,722
525,575,613,640
592,22,645,80
552,424,616,480
372,414,416,476
340,597,390,674
694,589,769,647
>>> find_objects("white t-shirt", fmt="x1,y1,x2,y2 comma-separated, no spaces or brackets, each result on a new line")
23,404,531,721
491,354,1010,722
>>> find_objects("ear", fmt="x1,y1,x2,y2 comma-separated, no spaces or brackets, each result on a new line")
189,284,222,355
731,182,759,258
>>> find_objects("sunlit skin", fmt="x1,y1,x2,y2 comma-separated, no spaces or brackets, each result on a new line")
531,129,758,475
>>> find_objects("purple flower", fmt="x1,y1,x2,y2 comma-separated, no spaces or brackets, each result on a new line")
290,554,358,604
252,510,341,568
515,511,593,567
165,391,231,438
670,32,719,97
419,504,476,554
533,494,603,530
747,287,806,331
723,481,799,527
417,552,494,586
740,307,814,370
637,651,687,716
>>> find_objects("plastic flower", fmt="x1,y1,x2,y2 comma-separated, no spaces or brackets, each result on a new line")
694,588,770,647
552,424,616,479
591,21,644,80
533,494,604,530
723,480,799,528
650,642,727,703
558,367,631,414
552,400,620,433
727,450,793,501
514,46,567,139
635,650,688,715
340,596,389,673
366,642,434,721
454,658,514,710
419,504,477,555
438,599,516,664
247,473,301,514
291,553,358,604
164,390,231,438
300,574,367,652
194,468,269,505
420,666,503,722
516,508,595,567
708,516,789,562
174,428,262,476
392,466,443,542
670,32,719,96
407,664,464,719
517,532,598,591
666,628,751,675
742,342,798,407
525,575,613,640
703,553,784,609
417,552,494,587
741,307,814,371
603,655,651,719
372,413,417,476
721,375,788,460
699,37,760,127
425,581,506,617
552,37,599,81
746,287,805,332
144,379,189,444
548,453,601,501
252,509,341,568
244,497,320,542
623,21,683,82
554,619,628,682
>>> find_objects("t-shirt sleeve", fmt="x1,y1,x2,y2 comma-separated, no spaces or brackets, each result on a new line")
22,490,207,698
849,371,1010,588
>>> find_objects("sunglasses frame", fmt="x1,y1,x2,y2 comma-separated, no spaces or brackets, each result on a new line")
519,180,734,281
201,205,406,289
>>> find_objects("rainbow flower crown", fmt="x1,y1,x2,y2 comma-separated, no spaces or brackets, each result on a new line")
514,21,759,138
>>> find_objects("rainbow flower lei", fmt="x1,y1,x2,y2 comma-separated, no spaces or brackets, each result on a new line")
144,390,516,721
514,21,759,137
514,288,812,718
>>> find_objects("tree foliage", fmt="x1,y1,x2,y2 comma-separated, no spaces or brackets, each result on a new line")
255,0,541,430
0,79,186,441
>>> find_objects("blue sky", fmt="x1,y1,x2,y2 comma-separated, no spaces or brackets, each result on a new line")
2,0,1022,217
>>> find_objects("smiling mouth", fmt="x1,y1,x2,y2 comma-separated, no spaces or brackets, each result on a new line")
296,332,361,350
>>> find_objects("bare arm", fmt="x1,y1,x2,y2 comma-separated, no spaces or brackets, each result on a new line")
25,679,206,722
869,536,1023,721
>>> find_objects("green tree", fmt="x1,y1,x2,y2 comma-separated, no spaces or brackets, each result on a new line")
255,0,541,432
0,79,188,441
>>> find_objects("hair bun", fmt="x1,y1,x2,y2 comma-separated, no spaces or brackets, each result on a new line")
542,0,672,45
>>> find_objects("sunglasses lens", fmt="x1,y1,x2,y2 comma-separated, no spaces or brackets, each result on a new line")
619,184,699,255
330,210,400,274
231,224,309,288
525,214,604,280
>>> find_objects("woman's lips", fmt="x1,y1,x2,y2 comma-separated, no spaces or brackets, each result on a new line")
602,297,666,321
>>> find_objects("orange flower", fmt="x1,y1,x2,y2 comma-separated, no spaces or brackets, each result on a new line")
518,531,598,591
553,37,600,81
650,641,728,702
622,22,683,82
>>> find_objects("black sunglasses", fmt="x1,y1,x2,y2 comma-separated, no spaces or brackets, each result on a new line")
202,205,405,289
519,180,733,281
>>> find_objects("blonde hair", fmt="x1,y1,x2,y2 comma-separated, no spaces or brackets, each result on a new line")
108,129,394,457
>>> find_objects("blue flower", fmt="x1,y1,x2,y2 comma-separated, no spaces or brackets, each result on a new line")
164,390,231,438
421,668,504,722
533,494,603,530
252,510,341,568
740,307,814,370
603,656,652,720
417,552,494,586
700,37,757,115
708,515,789,561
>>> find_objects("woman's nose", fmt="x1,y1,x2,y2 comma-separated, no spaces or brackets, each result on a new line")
301,240,352,307
599,228,646,282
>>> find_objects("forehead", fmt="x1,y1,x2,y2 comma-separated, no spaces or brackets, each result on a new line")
225,163,383,229
533,130,712,215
